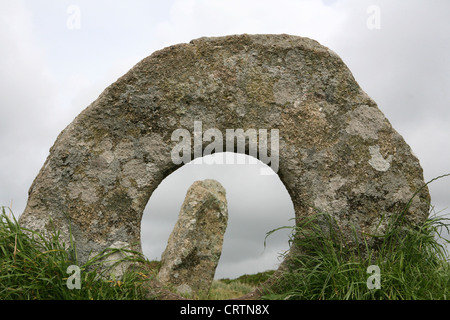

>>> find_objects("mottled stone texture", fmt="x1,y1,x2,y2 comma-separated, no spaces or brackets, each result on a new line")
158,179,228,296
19,34,430,278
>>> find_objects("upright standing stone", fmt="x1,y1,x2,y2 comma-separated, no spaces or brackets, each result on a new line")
157,179,228,296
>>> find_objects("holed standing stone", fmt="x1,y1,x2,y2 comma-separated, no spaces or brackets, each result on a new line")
18,34,430,287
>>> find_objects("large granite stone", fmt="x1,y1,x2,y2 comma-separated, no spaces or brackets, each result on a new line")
19,34,430,285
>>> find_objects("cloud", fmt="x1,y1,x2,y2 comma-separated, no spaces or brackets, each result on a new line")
216,246,286,280
328,0,450,125
2,0,449,280
326,0,450,212
155,0,347,49
0,1,157,216
0,0,59,213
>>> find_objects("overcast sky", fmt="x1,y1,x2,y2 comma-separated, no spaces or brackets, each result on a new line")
1,0,449,279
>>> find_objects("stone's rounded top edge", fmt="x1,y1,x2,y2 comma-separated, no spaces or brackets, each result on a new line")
198,178,223,184
125,33,337,81
122,33,339,91
194,179,226,192
190,33,329,52
148,33,332,59
188,33,315,44
190,179,227,200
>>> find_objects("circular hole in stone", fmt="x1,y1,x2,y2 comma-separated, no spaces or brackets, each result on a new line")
140,152,295,282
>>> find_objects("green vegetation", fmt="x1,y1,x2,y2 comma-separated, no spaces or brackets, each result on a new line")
201,279,256,300
0,206,262,300
0,207,149,300
183,270,275,300
1,175,449,300
220,270,275,287
262,174,450,300
262,212,450,300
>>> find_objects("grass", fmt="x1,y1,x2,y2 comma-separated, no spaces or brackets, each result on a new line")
1,174,449,300
0,208,262,300
262,174,450,300
262,212,450,300
201,279,256,300
3,204,450,300
3,206,450,300
220,270,275,287
142,259,269,300
0,207,150,300
184,270,275,300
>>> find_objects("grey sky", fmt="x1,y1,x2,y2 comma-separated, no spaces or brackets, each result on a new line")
0,0,449,279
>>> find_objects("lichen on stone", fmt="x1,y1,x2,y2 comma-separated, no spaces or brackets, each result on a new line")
18,34,430,287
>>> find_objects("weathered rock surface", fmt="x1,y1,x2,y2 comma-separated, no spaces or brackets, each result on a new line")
157,179,228,296
19,34,430,285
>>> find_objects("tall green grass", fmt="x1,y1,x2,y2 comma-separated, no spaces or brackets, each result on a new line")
0,207,149,300
263,175,450,300
2,175,449,300
263,212,450,300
